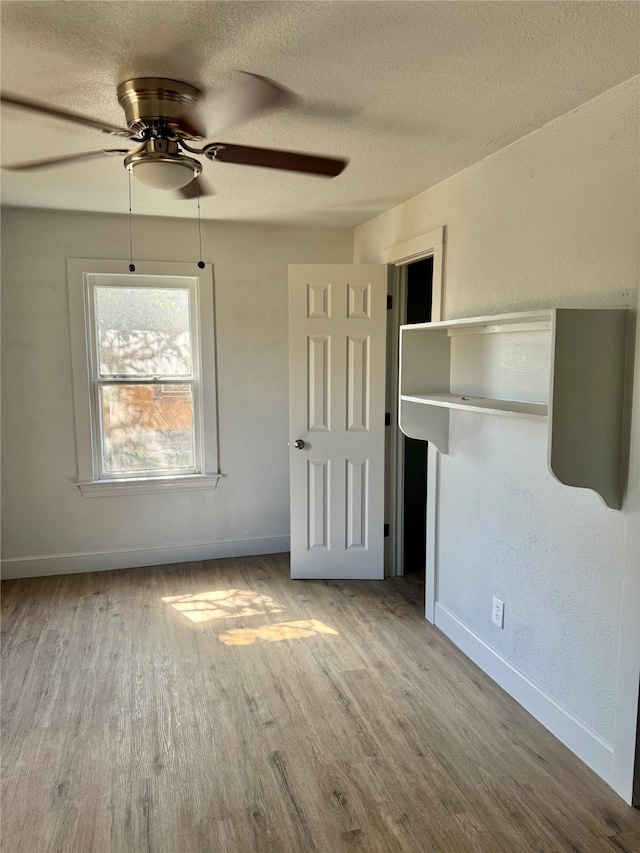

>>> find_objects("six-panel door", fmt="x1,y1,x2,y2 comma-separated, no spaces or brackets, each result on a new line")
288,265,387,579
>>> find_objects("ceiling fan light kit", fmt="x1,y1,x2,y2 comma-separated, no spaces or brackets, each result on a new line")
128,157,200,191
124,138,202,190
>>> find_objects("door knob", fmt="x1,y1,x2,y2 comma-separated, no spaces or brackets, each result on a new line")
293,439,306,450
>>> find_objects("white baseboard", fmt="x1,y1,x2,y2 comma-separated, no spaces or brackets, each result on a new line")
0,536,291,579
434,601,614,786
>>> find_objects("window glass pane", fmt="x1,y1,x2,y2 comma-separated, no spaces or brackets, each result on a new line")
99,384,195,475
95,287,192,377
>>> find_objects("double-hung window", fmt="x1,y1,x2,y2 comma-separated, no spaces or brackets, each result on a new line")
68,260,220,496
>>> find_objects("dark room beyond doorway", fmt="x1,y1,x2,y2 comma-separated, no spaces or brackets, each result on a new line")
402,257,433,573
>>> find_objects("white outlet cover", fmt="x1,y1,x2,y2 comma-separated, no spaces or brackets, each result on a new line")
492,596,505,628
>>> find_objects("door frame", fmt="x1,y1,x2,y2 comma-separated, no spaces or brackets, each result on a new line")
383,227,444,623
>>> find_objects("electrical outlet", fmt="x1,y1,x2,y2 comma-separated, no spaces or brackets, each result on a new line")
492,596,505,628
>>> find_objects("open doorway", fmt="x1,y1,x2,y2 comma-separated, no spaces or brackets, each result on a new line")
402,257,433,573
382,225,443,613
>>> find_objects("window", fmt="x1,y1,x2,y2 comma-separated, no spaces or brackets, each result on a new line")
68,260,220,496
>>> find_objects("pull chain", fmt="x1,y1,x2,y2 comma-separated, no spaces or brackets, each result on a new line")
197,178,205,269
128,169,136,272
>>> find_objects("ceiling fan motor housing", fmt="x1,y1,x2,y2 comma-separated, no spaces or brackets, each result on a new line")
117,78,203,137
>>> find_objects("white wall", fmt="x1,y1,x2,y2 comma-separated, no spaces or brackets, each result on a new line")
355,78,639,797
1,209,352,573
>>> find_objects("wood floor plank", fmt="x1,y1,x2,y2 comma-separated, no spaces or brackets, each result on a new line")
2,553,640,852
607,830,640,852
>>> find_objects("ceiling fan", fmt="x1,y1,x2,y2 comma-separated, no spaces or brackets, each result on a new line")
1,73,348,198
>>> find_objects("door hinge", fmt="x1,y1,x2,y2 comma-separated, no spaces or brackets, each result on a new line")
387,295,393,310
384,523,390,537
385,412,391,426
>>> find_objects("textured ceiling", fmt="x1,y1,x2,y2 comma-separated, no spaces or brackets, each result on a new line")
1,1,638,227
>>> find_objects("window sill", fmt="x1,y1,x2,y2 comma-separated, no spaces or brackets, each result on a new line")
76,473,223,498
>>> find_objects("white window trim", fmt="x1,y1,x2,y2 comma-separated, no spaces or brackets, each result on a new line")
68,259,221,496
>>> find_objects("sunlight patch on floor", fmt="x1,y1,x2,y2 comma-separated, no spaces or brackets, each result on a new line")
162,589,285,623
218,619,340,646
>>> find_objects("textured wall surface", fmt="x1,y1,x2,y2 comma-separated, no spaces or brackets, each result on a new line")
354,78,639,745
439,414,625,742
1,209,353,562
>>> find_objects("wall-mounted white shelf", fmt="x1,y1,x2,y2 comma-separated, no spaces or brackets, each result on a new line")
401,392,549,419
399,309,627,509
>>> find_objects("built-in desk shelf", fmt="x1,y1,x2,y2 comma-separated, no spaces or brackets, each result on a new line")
399,309,628,509
401,392,549,419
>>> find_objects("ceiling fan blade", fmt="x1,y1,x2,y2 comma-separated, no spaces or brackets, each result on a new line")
1,93,133,137
203,143,347,177
176,176,215,200
2,149,131,171
194,72,296,138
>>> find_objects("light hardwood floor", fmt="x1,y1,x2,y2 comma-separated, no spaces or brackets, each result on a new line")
2,553,639,852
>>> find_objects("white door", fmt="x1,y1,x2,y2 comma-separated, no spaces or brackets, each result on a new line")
289,264,387,579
